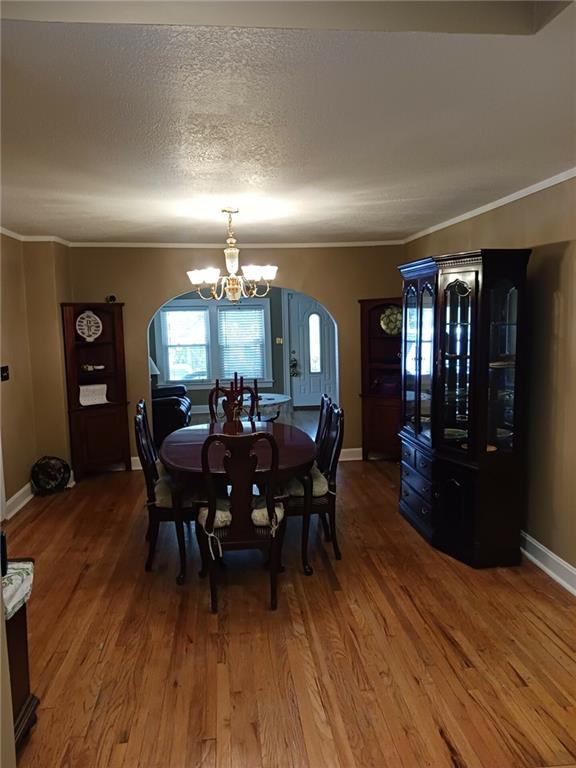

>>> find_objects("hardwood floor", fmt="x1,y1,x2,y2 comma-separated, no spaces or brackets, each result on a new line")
5,461,576,768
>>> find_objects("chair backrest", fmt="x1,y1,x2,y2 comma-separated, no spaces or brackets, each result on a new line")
136,398,157,461
208,373,258,422
317,405,344,485
134,411,159,504
201,431,279,540
315,394,332,446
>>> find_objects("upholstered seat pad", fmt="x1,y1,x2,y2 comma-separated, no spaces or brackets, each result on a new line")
153,476,202,509
285,463,329,498
198,497,284,529
2,560,34,621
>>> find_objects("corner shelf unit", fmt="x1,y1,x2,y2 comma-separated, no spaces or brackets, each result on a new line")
398,249,530,568
61,303,131,480
359,297,402,461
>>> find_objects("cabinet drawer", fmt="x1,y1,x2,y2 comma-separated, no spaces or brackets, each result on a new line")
401,463,433,502
400,441,416,467
415,449,433,478
400,480,432,523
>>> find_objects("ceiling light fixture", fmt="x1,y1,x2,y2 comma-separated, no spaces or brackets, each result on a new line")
187,208,278,302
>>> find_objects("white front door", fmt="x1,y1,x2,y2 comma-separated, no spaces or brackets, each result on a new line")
288,292,337,406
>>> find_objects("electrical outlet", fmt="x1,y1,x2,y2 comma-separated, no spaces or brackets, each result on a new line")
0,365,9,382
275,337,283,345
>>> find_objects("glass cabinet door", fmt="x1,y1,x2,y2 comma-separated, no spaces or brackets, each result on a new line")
403,285,418,431
418,284,434,441
487,280,517,451
440,275,475,449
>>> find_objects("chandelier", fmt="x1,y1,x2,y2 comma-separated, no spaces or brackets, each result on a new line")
187,208,278,302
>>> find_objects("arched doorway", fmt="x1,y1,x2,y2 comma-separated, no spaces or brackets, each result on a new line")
147,286,338,436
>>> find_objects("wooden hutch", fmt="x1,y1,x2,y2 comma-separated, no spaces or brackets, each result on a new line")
398,249,530,567
61,303,130,480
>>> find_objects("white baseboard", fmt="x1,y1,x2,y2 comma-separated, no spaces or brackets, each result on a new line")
340,448,362,462
521,531,576,597
5,483,33,520
131,456,142,470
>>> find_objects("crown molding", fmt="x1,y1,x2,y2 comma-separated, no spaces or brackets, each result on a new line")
0,229,403,248
66,239,403,249
2,167,574,249
0,227,71,245
404,167,576,244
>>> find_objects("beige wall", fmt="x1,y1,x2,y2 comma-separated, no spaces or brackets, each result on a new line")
406,177,576,566
0,237,73,499
23,242,72,461
0,235,36,497
69,245,405,451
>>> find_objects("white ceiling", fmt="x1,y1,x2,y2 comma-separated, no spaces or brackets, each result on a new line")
1,5,575,244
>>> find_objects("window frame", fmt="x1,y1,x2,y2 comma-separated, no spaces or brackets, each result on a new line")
154,297,274,389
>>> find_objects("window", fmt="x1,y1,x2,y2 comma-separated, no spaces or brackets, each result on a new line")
155,298,273,387
161,308,209,381
308,313,321,373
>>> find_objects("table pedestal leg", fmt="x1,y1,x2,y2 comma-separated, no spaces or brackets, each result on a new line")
301,473,313,575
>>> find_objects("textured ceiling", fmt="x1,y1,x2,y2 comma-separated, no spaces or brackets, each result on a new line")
1,9,575,243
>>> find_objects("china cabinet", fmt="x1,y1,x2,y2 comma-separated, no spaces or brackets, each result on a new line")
398,249,530,567
359,298,402,460
62,303,130,480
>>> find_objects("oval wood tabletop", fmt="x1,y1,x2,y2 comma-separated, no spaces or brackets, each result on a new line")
160,421,316,475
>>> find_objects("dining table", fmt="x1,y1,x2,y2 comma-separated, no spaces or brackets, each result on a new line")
159,420,318,574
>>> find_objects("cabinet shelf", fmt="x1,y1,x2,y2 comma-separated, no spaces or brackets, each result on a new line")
74,339,114,347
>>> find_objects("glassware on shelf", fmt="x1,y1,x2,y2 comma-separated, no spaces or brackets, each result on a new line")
419,285,434,439
403,287,418,430
486,282,517,451
442,279,472,446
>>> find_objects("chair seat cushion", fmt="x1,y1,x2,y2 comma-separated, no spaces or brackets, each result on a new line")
197,497,285,529
198,500,233,529
153,476,201,509
155,459,169,479
285,463,329,498
251,496,285,527
2,560,34,621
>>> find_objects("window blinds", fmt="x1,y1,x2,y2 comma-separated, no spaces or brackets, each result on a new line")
217,306,266,380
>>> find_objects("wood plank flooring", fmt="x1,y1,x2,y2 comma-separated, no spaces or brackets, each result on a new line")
5,461,576,768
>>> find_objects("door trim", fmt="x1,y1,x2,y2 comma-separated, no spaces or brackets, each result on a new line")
281,289,291,396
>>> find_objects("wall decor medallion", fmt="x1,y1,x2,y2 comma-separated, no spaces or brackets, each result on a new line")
75,310,103,342
379,305,402,335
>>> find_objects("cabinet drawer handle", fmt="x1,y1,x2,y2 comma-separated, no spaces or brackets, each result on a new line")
402,489,410,498
421,483,430,495
421,507,428,517
418,459,429,469
403,450,411,460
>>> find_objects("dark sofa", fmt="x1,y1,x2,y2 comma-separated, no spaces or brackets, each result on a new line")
151,385,192,448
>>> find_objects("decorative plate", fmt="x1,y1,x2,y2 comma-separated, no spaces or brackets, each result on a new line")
76,310,103,342
379,305,402,335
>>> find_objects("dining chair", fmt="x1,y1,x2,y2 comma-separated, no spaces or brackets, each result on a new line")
196,431,287,612
134,409,201,584
315,394,332,446
208,372,258,422
136,399,157,462
285,404,344,562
